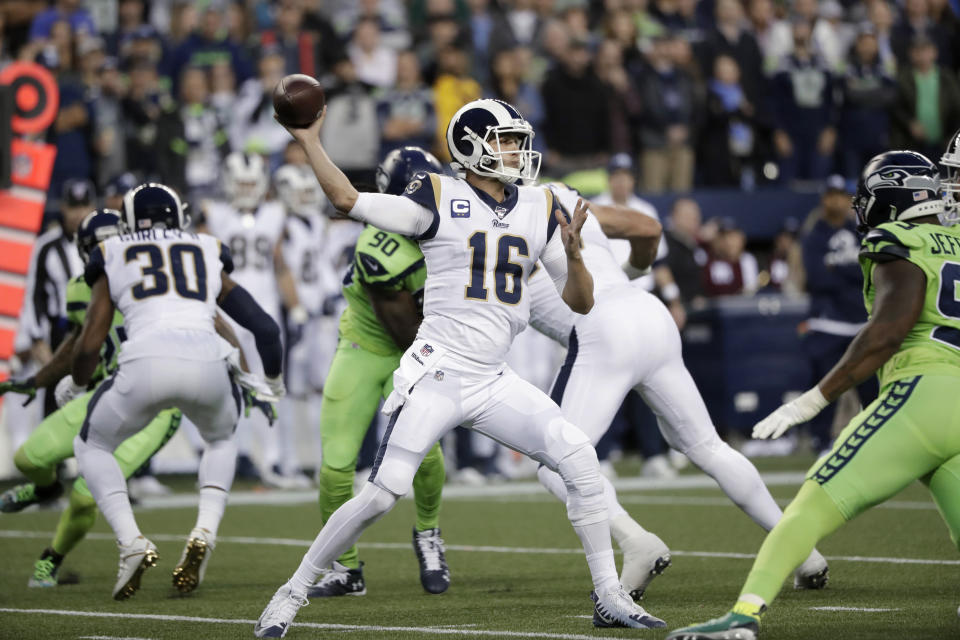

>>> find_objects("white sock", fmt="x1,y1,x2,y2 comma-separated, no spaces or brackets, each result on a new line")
690,440,783,531
195,487,228,539
574,521,620,593
289,482,398,594
74,437,141,546
195,439,236,538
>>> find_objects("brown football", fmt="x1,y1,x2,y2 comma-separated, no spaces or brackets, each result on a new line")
273,74,326,128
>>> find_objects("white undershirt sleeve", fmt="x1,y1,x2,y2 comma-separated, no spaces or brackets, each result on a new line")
348,192,435,237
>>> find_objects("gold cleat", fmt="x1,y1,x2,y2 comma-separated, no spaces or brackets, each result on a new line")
172,531,213,594
113,540,159,601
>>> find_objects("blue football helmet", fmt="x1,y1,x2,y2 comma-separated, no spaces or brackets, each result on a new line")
940,127,960,224
77,208,125,264
445,98,540,184
121,183,187,231
853,150,943,232
103,172,139,200
376,146,443,196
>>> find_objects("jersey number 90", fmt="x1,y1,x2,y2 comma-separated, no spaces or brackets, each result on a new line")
125,244,208,301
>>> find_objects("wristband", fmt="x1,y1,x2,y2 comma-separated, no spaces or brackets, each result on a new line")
622,260,651,280
661,283,680,302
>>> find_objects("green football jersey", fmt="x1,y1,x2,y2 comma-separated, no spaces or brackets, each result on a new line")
65,275,126,383
860,220,960,387
338,226,426,356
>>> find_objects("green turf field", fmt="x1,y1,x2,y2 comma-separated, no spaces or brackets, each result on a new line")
0,455,957,640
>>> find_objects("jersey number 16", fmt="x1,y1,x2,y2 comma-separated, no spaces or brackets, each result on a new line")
465,232,529,305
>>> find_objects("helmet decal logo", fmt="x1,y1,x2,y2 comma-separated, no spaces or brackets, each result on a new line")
405,178,422,194
913,190,929,201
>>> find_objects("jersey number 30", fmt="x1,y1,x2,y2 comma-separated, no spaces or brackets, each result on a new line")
125,244,207,301
465,232,529,305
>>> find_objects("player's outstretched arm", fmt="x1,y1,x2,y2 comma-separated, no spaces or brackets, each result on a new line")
217,272,283,381
279,111,435,237
753,258,924,439
542,199,594,314
71,277,115,387
590,201,662,270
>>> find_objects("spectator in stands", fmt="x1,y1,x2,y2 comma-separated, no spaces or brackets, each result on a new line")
320,59,380,184
258,0,345,78
348,16,398,89
702,217,759,297
417,12,463,85
299,0,349,75
636,33,698,193
771,18,837,183
698,0,765,106
156,65,230,200
838,26,896,181
700,54,759,188
748,0,792,73
602,8,647,71
892,0,953,68
108,0,149,58
651,0,704,41
29,0,94,44
664,197,707,307
891,36,960,160
542,34,610,174
799,175,877,453
231,47,289,164
867,0,898,69
763,217,803,295
90,54,128,187
433,45,482,161
376,49,436,157
594,39,642,156
121,24,166,71
791,0,849,72
209,59,237,125
488,47,545,153
331,0,412,51
466,0,496,85
165,1,252,94
490,0,546,53
122,57,170,178
928,0,960,71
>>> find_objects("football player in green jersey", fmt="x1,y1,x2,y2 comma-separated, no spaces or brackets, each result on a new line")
0,210,260,592
669,151,960,640
308,147,450,597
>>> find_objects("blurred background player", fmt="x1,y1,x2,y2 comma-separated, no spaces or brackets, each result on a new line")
274,162,338,484
199,151,307,486
307,146,449,598
669,150,960,640
72,183,283,600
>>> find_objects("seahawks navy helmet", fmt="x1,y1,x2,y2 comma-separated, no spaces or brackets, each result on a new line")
446,98,540,184
121,183,187,231
941,127,960,224
77,208,125,264
853,150,943,232
376,146,443,196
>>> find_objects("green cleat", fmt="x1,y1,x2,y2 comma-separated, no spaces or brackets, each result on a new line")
28,556,60,588
0,482,63,513
667,611,760,640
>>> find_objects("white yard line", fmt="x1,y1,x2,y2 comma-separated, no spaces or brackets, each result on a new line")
0,608,613,640
0,530,956,566
809,607,902,613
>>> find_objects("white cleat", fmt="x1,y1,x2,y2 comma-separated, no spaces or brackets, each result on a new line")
254,582,309,638
591,586,667,628
794,550,829,589
173,527,215,593
112,536,158,600
620,529,672,601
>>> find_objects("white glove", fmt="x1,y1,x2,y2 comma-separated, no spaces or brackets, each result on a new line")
752,387,830,440
265,374,286,401
55,375,86,408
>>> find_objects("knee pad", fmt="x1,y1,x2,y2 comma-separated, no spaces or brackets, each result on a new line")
369,444,421,497
556,441,606,526
354,481,400,521
680,436,725,470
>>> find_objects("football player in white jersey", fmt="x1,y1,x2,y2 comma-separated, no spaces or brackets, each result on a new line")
71,183,286,600
274,163,339,479
200,151,308,485
254,99,666,637
528,183,830,601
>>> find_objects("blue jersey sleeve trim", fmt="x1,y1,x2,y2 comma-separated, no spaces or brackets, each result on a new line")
546,189,570,242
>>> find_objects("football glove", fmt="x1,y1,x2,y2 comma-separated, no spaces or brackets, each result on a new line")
752,387,829,440
286,305,308,348
243,388,277,426
54,375,87,408
0,376,38,406
265,374,286,401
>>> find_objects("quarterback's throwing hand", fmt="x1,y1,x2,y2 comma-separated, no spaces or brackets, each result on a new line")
752,386,829,440
275,105,326,146
558,198,589,260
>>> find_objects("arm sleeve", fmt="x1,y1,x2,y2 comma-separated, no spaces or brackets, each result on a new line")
348,191,436,239
539,230,569,294
218,284,283,377
84,246,106,287
218,241,234,274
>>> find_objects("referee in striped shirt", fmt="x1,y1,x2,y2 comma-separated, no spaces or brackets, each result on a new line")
18,178,95,416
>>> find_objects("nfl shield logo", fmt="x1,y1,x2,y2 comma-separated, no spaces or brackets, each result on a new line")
420,344,434,357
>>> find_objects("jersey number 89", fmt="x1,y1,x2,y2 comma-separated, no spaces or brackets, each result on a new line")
125,244,208,301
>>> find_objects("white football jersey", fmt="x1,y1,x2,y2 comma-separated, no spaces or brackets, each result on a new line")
203,200,285,317
89,229,232,363
284,212,329,315
591,191,666,291
404,172,568,365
